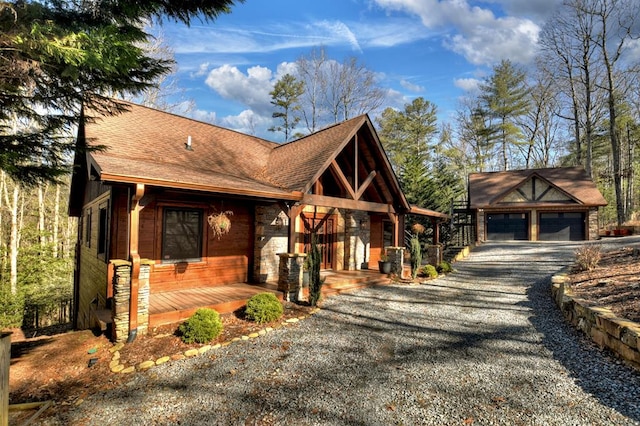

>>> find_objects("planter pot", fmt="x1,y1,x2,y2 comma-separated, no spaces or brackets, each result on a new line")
378,261,392,274
614,229,622,236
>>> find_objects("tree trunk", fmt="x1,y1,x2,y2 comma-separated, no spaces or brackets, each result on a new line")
53,184,60,258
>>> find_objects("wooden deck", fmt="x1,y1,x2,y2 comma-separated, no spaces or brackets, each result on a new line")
148,269,391,328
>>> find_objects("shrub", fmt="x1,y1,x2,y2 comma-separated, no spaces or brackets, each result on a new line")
410,236,422,279
575,244,601,271
308,234,324,306
179,308,223,344
245,292,284,324
0,286,24,329
436,261,453,274
422,264,438,278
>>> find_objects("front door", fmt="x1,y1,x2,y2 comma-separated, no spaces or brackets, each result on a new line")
303,215,335,270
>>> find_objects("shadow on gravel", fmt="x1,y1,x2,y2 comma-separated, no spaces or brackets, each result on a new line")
520,239,640,422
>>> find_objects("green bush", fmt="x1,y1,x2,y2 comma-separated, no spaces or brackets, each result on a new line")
436,261,453,274
179,308,223,344
0,286,24,329
245,292,284,324
422,264,438,278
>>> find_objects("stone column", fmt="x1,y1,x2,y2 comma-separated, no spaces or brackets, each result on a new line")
425,244,443,266
112,260,151,343
277,253,306,302
386,246,405,276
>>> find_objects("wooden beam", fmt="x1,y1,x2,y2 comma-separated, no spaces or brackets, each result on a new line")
129,183,144,339
288,204,302,253
356,171,377,200
330,160,356,199
302,193,396,214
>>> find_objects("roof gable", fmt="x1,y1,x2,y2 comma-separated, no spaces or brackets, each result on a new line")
496,174,578,205
265,115,408,210
469,167,607,209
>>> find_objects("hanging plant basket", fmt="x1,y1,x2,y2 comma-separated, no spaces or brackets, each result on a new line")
207,209,233,239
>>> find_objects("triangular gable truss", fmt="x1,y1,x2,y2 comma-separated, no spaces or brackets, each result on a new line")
301,118,409,214
493,174,580,205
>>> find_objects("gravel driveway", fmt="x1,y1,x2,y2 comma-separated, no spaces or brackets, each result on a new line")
52,241,640,425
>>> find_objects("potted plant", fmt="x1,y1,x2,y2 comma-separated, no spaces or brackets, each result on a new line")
378,251,391,274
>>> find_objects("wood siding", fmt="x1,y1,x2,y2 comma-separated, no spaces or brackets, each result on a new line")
76,191,110,329
369,215,383,268
133,197,255,293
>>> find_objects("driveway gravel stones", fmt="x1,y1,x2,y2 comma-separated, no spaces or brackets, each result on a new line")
48,241,640,425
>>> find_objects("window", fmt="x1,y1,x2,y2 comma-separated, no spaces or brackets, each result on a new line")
162,208,203,262
97,203,108,259
85,209,92,247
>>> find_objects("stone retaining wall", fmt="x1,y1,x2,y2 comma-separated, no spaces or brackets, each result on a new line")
551,273,640,370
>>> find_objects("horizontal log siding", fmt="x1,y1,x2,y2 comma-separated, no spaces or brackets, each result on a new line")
76,192,110,329
145,200,254,293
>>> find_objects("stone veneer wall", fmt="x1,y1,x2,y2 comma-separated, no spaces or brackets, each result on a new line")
476,210,485,242
588,208,599,240
552,273,640,370
254,204,288,283
344,211,369,270
111,260,151,343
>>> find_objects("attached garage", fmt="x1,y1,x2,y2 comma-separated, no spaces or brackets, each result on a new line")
469,167,607,242
538,212,585,241
487,213,529,240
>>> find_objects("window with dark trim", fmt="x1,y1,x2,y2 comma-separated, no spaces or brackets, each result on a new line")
162,207,203,262
85,209,92,247
97,203,108,259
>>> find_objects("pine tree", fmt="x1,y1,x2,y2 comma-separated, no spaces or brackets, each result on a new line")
479,60,530,171
268,74,305,142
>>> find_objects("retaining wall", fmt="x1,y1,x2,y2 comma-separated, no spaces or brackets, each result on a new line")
551,273,640,371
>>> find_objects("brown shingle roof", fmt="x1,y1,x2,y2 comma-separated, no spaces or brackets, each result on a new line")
83,102,296,198
468,167,607,208
83,103,377,200
264,115,366,192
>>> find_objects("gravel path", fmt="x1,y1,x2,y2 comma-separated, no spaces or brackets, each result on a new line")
51,241,640,425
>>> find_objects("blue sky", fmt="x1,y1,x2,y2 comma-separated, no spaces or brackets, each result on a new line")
161,0,561,141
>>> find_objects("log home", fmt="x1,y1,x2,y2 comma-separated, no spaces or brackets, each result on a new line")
69,101,447,342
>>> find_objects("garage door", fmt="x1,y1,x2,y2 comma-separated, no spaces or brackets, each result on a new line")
539,212,585,241
487,213,528,240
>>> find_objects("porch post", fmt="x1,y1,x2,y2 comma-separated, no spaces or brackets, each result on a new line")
128,183,144,342
431,218,440,245
288,204,302,253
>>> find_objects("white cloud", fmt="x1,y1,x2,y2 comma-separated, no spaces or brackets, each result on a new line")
204,64,275,115
190,109,218,124
400,79,424,93
218,110,272,137
373,0,543,65
315,20,362,52
454,77,481,92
